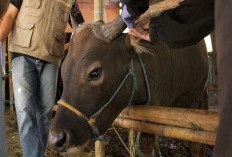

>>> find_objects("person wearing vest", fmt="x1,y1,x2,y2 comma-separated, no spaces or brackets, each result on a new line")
0,0,84,156
0,1,9,156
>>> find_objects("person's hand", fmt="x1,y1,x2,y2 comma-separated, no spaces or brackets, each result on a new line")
129,27,151,42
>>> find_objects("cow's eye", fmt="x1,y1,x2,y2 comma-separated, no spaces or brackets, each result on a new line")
87,67,102,81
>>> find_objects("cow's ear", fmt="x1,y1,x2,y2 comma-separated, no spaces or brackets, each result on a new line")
129,35,153,54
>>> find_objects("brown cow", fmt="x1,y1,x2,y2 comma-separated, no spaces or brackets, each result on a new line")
48,17,208,155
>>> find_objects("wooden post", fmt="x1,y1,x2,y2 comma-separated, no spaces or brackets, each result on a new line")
208,32,218,111
94,0,105,155
2,41,6,104
7,38,14,112
95,140,105,157
94,0,104,23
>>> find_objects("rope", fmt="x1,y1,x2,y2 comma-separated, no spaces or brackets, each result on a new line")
112,125,130,153
137,53,151,105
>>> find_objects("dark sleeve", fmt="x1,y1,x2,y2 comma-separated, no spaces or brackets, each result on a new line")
120,0,149,17
10,0,22,9
149,0,215,48
69,2,84,27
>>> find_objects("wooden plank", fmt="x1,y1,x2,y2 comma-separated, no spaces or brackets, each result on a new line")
119,106,218,132
53,105,218,145
113,118,216,146
53,105,219,132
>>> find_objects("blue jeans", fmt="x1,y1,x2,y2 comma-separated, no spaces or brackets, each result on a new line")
0,67,8,157
12,55,59,157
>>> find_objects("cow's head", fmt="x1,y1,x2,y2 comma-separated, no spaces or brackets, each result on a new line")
48,0,184,152
48,18,138,152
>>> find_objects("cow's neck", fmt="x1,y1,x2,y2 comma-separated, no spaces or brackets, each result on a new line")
130,52,152,106
115,34,154,106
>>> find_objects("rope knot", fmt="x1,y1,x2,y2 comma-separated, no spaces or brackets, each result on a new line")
88,118,96,126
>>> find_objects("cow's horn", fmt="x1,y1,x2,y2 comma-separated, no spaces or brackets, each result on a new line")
94,17,127,42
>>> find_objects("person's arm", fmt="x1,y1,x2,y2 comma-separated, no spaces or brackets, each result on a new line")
149,0,214,48
0,3,19,42
0,12,6,25
149,11,214,48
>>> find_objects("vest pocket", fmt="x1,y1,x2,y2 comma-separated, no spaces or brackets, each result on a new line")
51,38,65,58
47,2,71,58
49,14,67,58
11,23,35,48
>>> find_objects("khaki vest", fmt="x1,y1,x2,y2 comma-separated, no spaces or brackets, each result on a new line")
9,0,74,66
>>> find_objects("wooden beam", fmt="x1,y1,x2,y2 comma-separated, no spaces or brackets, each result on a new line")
119,106,218,132
53,105,218,145
113,118,216,146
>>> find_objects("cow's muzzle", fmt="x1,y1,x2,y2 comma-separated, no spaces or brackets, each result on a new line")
48,130,69,152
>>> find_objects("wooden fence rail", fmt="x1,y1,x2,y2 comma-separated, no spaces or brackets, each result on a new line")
113,106,218,146
53,105,218,145
113,118,216,146
117,106,218,132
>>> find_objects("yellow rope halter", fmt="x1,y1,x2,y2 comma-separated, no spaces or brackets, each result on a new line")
58,100,96,126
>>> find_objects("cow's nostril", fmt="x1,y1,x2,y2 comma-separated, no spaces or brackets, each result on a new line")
48,132,68,152
55,132,66,148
